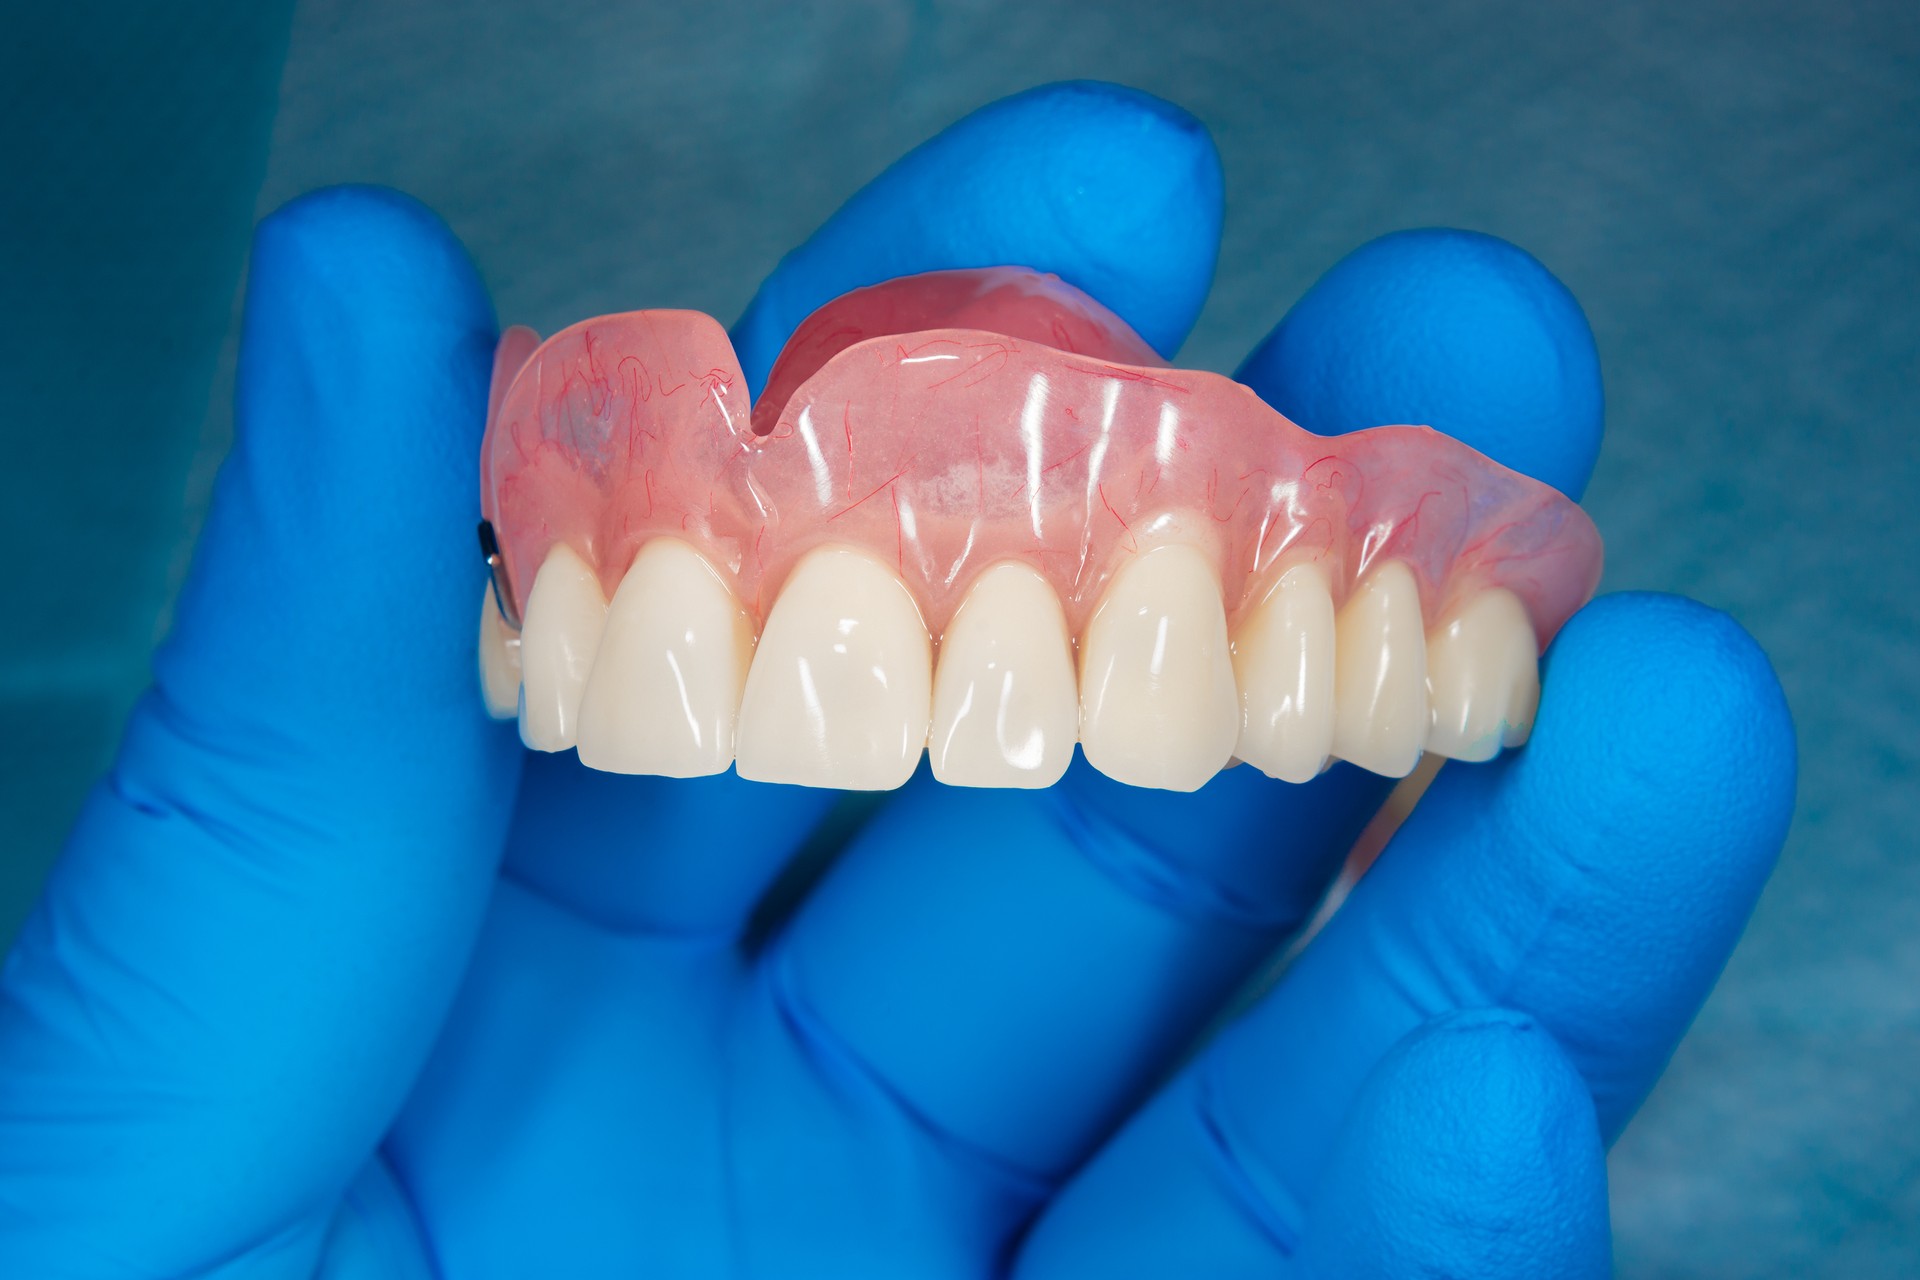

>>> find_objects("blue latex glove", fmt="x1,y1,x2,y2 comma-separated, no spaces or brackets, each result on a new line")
0,81,1794,1278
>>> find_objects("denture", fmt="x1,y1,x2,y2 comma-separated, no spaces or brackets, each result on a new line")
477,268,1602,792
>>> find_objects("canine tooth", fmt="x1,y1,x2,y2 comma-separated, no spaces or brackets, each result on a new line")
1330,560,1429,778
518,543,608,752
1079,541,1239,791
1425,587,1540,761
478,582,522,720
575,539,755,777
1230,562,1336,783
734,544,932,790
929,561,1078,788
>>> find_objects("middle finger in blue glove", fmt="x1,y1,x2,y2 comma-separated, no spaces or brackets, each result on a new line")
765,229,1609,1178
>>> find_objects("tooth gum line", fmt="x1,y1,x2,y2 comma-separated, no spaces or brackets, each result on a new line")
494,540,1542,789
482,317,1601,652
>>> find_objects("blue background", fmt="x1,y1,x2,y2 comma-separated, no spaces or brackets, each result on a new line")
2,1,1914,1273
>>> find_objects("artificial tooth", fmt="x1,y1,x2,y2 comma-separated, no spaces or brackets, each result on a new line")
929,561,1078,788
1230,562,1337,783
1078,541,1239,792
734,543,932,790
518,543,608,752
1425,587,1540,761
478,582,522,720
576,538,755,777
1330,560,1429,778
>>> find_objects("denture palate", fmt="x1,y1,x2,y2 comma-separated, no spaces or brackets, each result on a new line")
476,268,1602,791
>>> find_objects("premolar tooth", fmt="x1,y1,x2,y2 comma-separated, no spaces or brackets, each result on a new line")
929,561,1078,788
1330,560,1429,778
1425,587,1540,761
734,544,932,790
1079,541,1239,792
518,543,607,752
576,538,755,777
1230,562,1336,783
478,582,522,721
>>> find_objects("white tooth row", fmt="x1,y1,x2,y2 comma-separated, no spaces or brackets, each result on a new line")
480,539,1540,792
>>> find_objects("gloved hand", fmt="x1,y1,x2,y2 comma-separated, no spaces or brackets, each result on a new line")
0,81,1795,1278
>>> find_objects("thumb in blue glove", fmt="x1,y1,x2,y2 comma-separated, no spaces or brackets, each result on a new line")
1298,1009,1612,1279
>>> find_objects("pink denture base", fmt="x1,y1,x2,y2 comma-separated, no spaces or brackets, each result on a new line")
481,270,1602,644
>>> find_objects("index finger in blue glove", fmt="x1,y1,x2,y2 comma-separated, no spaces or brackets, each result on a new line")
503,80,1229,938
1014,591,1795,1274
770,229,1609,1177
1237,227,1605,499
0,187,514,1274
732,78,1224,392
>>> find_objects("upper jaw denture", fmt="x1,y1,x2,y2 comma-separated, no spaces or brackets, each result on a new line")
477,268,1602,792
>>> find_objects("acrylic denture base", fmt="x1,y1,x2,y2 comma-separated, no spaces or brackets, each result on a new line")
479,269,1602,791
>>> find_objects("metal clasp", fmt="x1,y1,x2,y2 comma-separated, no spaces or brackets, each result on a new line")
477,520,522,631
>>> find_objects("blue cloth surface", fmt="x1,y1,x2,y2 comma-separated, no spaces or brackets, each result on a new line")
2,1,1914,1275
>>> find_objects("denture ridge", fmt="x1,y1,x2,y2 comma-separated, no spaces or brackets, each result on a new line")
482,277,1601,651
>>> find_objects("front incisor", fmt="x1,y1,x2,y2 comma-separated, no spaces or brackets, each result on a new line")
1231,562,1337,783
576,538,756,777
518,543,609,752
1330,560,1429,778
929,561,1079,788
1078,541,1240,792
734,544,933,790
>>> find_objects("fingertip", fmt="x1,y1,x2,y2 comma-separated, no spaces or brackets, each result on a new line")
236,183,498,513
1522,592,1798,880
983,81,1223,355
1299,1009,1611,1280
1350,1009,1599,1161
732,80,1222,387
250,184,495,337
161,183,502,732
1236,228,1603,498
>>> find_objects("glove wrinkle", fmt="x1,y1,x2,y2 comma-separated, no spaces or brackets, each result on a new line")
1191,1066,1305,1258
766,949,1059,1199
1040,784,1303,932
